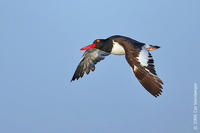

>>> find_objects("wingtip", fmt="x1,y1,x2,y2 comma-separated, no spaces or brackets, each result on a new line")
71,78,77,82
71,76,81,82
70,77,76,82
153,91,162,98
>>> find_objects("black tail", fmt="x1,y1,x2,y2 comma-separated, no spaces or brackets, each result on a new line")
146,45,160,51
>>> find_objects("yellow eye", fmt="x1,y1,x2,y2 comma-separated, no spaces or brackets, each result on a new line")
96,39,100,43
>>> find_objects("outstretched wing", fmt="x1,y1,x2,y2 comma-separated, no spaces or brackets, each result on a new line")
71,48,110,81
125,46,163,97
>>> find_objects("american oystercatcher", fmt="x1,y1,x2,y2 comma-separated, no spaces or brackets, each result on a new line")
71,35,163,97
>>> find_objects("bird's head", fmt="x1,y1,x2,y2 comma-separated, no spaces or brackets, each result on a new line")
80,38,113,53
80,39,105,51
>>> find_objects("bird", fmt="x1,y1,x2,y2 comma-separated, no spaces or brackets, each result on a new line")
71,35,163,97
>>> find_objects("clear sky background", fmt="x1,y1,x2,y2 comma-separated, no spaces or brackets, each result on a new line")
1,0,200,133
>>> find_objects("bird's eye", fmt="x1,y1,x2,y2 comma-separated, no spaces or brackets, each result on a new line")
96,39,100,43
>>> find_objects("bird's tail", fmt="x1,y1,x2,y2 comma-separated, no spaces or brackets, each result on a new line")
144,44,160,51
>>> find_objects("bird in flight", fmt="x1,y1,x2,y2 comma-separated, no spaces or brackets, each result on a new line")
71,35,163,97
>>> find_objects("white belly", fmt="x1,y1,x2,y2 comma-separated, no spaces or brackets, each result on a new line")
111,40,125,55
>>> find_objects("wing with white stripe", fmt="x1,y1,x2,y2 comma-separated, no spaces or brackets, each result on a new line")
137,49,157,75
125,47,163,97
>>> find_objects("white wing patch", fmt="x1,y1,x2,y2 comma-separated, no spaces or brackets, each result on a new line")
111,40,125,55
136,48,157,76
137,49,151,67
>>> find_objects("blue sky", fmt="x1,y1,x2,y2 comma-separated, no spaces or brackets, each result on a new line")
1,0,200,133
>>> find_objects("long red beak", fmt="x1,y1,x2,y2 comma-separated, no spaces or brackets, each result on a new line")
80,43,96,51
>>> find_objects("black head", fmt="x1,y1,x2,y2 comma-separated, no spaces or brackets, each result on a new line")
93,39,104,49
94,39,113,52
80,38,113,53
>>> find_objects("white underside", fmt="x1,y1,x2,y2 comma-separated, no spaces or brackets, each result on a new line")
111,40,125,55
